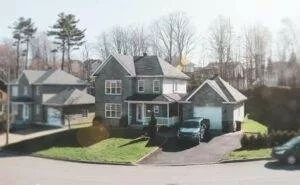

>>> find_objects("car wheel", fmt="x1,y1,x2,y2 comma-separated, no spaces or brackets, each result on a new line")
287,155,297,165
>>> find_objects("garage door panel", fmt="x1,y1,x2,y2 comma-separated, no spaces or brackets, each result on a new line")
47,108,62,126
193,106,222,130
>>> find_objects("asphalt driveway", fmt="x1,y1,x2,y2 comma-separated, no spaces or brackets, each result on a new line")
139,131,243,165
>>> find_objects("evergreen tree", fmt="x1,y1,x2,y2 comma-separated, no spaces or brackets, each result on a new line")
48,13,85,71
23,18,37,69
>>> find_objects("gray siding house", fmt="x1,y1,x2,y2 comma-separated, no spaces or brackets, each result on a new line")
10,70,95,128
92,54,247,131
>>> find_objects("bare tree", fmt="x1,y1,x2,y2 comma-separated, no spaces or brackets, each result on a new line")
208,15,234,77
244,23,271,83
128,25,149,56
173,12,195,66
97,31,111,60
276,18,297,62
151,13,176,63
110,26,130,55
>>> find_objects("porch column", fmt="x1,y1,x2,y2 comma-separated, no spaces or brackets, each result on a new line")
167,103,170,125
142,103,145,125
127,102,130,125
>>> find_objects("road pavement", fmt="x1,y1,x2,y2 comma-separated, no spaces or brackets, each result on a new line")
0,152,299,185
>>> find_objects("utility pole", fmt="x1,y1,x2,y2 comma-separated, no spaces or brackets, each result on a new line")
6,67,10,145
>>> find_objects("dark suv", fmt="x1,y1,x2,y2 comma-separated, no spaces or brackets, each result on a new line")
177,118,210,144
272,136,300,165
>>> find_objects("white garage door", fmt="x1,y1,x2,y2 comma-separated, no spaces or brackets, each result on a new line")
193,106,222,130
47,108,62,126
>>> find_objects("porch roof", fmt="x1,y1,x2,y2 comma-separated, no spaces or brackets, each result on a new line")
125,93,189,103
11,97,34,103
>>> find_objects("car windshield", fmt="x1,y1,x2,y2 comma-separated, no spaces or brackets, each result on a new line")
283,136,300,147
181,121,199,128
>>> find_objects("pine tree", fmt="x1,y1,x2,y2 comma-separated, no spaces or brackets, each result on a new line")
48,13,85,71
23,18,37,69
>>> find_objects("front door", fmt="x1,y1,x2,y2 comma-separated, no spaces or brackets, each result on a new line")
136,104,143,122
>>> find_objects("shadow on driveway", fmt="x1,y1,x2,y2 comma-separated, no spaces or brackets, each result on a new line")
264,161,300,171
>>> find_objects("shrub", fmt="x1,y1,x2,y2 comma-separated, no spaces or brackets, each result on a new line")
241,134,250,148
148,114,157,141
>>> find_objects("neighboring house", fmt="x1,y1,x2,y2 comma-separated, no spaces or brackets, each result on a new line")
265,61,300,87
182,75,247,130
92,54,190,127
0,78,8,128
92,54,247,131
10,69,95,129
192,62,248,90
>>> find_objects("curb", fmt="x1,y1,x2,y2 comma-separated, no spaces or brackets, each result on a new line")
135,137,169,164
220,157,273,163
32,154,136,166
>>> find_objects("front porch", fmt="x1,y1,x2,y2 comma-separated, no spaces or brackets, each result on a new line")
127,102,181,127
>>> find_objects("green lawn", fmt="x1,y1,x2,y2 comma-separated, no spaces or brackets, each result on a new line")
6,126,157,164
35,137,156,163
242,118,268,134
225,148,272,160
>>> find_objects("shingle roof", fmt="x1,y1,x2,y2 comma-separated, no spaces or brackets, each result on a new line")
44,88,95,106
93,54,189,79
185,75,247,103
19,70,87,85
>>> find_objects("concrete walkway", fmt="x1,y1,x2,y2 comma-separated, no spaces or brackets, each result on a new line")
0,127,67,147
140,131,243,165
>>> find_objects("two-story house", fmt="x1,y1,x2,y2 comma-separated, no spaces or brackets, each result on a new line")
92,54,247,131
10,69,95,129
92,54,190,127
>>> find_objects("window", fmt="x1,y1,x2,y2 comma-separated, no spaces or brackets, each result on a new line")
153,80,160,93
24,86,28,96
82,109,88,117
12,86,18,96
153,105,159,114
36,86,40,95
12,104,18,115
138,80,145,92
23,104,29,119
173,80,178,92
35,105,40,115
105,103,121,118
105,80,122,95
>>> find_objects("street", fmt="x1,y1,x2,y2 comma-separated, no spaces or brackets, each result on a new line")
0,152,299,185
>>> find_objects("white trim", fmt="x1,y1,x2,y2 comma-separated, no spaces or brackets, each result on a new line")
91,54,134,77
105,103,122,118
153,80,160,93
173,80,178,93
186,80,228,101
153,105,159,114
105,80,122,95
138,80,145,93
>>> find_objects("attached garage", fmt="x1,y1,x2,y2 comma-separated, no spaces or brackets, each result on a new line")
183,75,247,132
193,106,222,130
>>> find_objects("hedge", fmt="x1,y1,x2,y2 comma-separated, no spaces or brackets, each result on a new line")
241,130,299,149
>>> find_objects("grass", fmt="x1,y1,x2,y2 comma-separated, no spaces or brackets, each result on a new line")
242,118,268,134
225,148,272,160
5,126,158,163
35,137,156,163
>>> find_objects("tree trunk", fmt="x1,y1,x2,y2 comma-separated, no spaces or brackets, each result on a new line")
16,40,20,78
25,40,29,70
67,43,71,73
61,42,65,70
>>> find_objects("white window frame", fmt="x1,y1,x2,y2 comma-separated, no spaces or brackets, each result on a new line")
153,80,160,93
105,103,122,118
36,86,40,95
35,105,40,115
173,80,178,92
105,80,122,95
23,104,29,120
24,86,28,96
138,80,145,93
153,105,159,114
12,86,18,97
82,109,88,117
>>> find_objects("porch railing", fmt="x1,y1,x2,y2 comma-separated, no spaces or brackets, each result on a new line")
143,116,179,126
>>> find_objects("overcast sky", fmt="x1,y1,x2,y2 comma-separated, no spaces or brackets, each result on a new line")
1,0,300,63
